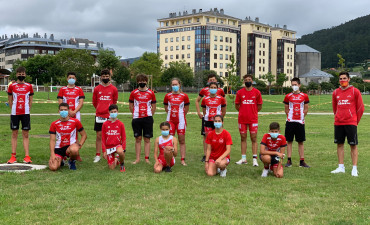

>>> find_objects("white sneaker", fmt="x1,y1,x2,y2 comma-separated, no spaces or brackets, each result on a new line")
219,169,227,177
216,168,220,174
235,159,247,165
261,169,269,177
331,167,345,174
253,158,259,167
351,168,358,177
93,156,101,163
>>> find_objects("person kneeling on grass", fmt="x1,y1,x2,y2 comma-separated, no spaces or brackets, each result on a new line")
154,122,178,173
49,103,87,171
260,122,287,178
102,104,127,172
204,115,232,178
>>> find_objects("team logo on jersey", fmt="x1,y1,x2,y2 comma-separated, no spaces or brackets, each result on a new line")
107,130,118,135
219,138,224,144
242,95,245,98
18,97,24,103
63,138,69,143
99,92,102,94
338,100,350,105
252,96,256,99
60,126,71,130
242,100,254,104
347,95,351,98
99,96,111,100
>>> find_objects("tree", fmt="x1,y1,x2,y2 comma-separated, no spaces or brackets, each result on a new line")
54,49,96,85
161,61,194,87
97,49,121,71
307,81,319,90
225,54,242,94
262,72,275,95
113,64,130,86
275,73,289,94
320,82,335,93
130,52,163,87
337,53,345,70
350,76,363,84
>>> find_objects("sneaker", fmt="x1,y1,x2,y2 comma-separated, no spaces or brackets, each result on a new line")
68,160,77,170
235,158,247,165
252,158,259,167
165,166,172,172
120,163,126,172
331,167,345,174
5,102,9,107
201,156,206,162
351,168,358,177
23,156,32,164
219,168,227,177
285,160,292,167
7,156,17,164
216,168,221,174
93,156,101,163
261,169,269,177
299,161,310,168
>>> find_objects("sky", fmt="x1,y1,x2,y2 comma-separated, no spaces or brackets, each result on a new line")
1,0,369,59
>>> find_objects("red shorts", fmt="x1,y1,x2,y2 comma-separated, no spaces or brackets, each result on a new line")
239,123,258,134
106,145,123,165
169,121,186,135
209,156,230,165
158,156,175,167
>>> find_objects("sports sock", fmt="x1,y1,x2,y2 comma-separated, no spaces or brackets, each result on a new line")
339,164,344,168
181,158,185,161
264,165,269,169
300,158,304,163
352,165,357,170
96,153,101,156
241,155,246,160
145,156,149,160
253,154,257,159
288,157,292,162
11,153,16,157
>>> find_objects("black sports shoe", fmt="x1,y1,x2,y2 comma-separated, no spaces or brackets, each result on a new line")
201,155,206,162
165,166,172,172
285,160,292,167
299,161,310,168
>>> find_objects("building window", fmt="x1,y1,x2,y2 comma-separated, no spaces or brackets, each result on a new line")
165,38,168,43
170,55,173,59
206,17,209,22
170,38,173,42
259,67,261,72
187,36,191,41
197,18,200,22
183,20,185,24
220,54,223,60
165,63,168,68
165,55,168,60
230,38,232,43
165,46,168,51
182,54,185,59
220,36,223,42
34,50,39,54
176,46,179,50
176,21,179,25
166,22,169,26
176,54,179,59
225,72,228,77
188,19,191,23
263,43,265,48
214,44,217,50
182,45,185,50
21,49,27,54
176,37,179,42
187,53,190,58
220,63,223,69
28,49,35,54
48,50,54,55
42,50,47,54
214,54,217,59
257,26,260,31
263,51,265,56
187,63,190,67
225,54,229,60
187,45,191,49
220,45,223,51
214,63,217,68
220,19,224,24
259,51,261,56
259,59,261,64
259,75,261,79
263,67,265,72
287,62,289,66
225,46,229,51
263,59,265,64
220,72,223,77
259,43,262,48
214,35,217,41
170,46,173,51
230,46,232,52
182,36,185,41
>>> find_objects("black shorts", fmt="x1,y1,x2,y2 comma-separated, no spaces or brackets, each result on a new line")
10,114,31,130
285,121,305,142
204,120,215,129
201,117,205,135
55,145,70,158
334,125,358,145
132,116,154,138
94,116,108,132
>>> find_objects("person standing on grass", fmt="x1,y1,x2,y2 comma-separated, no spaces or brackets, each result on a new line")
101,104,126,172
195,73,226,162
204,115,232,178
283,77,310,168
235,74,263,167
163,78,190,166
49,103,87,171
92,69,118,163
260,122,286,178
201,82,227,143
7,67,34,164
129,74,156,164
331,72,364,177
154,122,178,173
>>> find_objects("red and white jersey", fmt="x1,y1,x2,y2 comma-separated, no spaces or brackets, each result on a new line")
49,118,84,148
57,86,85,120
199,87,225,97
201,96,226,121
235,88,263,124
283,92,309,124
260,134,287,152
101,119,126,153
8,82,34,115
332,86,364,126
129,88,156,119
92,84,118,118
205,129,232,160
158,135,174,158
163,92,190,124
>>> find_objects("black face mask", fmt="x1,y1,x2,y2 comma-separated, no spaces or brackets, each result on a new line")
102,78,110,84
138,83,146,88
17,76,26,81
245,82,252,88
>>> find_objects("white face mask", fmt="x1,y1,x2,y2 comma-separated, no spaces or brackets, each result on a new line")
292,86,299,92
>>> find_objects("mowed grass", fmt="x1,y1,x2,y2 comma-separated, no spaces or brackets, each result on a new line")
0,91,369,224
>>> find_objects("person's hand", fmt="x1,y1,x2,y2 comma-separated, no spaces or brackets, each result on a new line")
204,162,209,173
198,112,203,119
215,158,222,164
164,146,174,153
49,154,57,164
103,152,107,160
276,152,284,158
69,110,76,117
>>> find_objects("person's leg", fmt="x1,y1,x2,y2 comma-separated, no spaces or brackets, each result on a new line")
143,117,153,164
237,132,248,164
337,144,345,164
206,161,217,176
11,129,18,154
178,134,186,165
250,132,258,165
133,136,142,164
216,158,229,170
350,145,358,166
144,137,151,164
49,156,62,171
67,144,79,160
95,131,102,158
22,130,30,156
164,150,174,167
260,155,271,177
116,147,125,164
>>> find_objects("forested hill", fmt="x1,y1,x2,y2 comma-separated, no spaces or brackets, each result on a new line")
297,14,370,68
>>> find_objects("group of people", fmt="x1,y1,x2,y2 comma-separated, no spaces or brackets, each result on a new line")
7,67,364,177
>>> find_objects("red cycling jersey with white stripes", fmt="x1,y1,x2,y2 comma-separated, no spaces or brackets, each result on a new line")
49,118,84,148
8,82,34,115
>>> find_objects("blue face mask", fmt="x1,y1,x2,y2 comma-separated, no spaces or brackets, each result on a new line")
270,133,279,139
214,122,222,129
172,86,179,92
60,110,68,118
68,79,76,85
210,88,217,95
161,130,169,136
110,112,118,119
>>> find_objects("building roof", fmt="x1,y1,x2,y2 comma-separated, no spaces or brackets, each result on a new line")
299,68,333,78
158,8,240,21
296,44,320,53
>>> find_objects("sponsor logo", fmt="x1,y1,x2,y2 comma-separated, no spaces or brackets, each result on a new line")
219,138,224,144
107,130,118,135
242,100,254,104
99,96,111,101
338,100,350,105
60,126,71,131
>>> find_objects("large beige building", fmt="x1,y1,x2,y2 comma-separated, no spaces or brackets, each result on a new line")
157,8,239,78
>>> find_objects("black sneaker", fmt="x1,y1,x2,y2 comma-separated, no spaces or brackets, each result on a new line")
285,160,292,167
60,160,65,167
299,161,310,168
165,166,172,172
201,155,206,162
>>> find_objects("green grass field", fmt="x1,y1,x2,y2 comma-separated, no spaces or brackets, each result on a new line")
0,92,369,224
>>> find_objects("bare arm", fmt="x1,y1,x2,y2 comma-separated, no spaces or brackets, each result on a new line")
164,105,168,113
151,103,156,115
50,134,56,157
154,137,159,162
195,96,203,119
8,95,13,109
260,144,280,156
285,104,289,116
257,104,262,112
221,106,226,117
129,102,134,114
235,104,240,111
29,95,33,109
303,104,308,117
78,129,87,147
202,107,206,117
173,136,178,157
217,144,231,161
75,98,84,113
184,105,189,115
204,143,212,172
